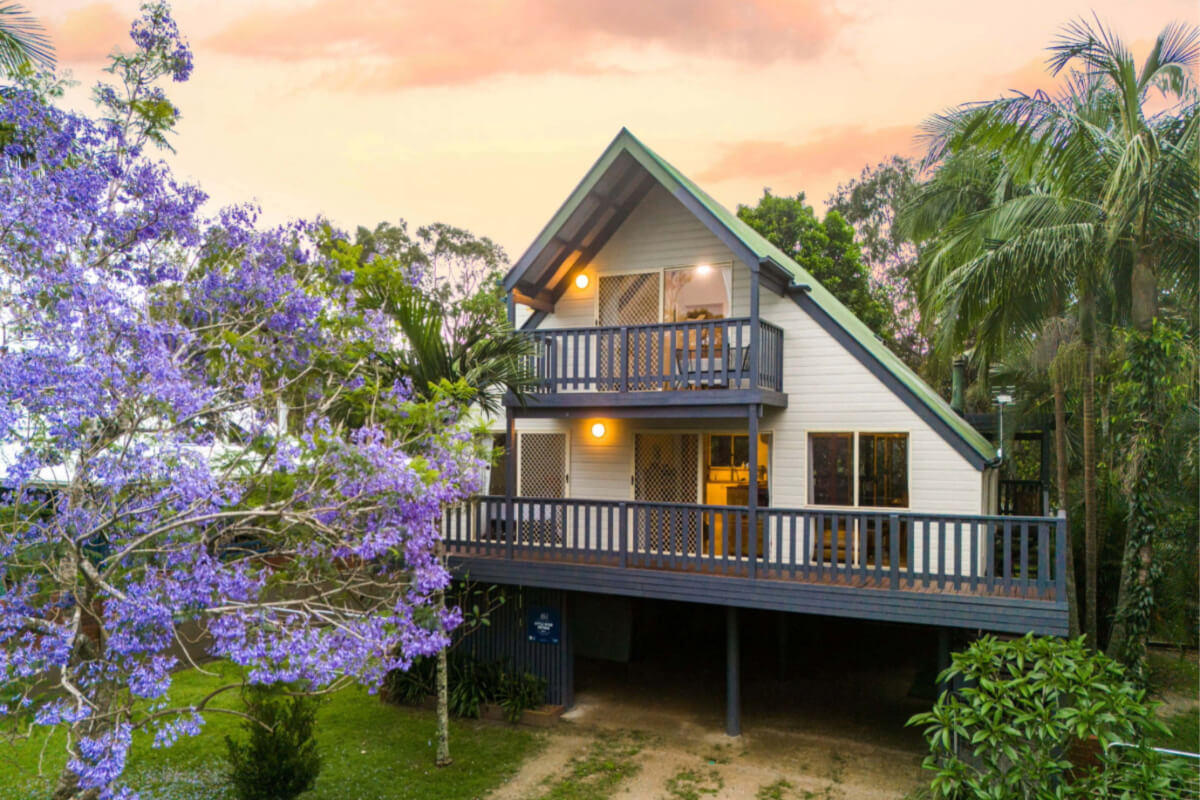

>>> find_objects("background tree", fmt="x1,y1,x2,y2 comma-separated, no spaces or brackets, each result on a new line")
737,189,894,341
0,7,482,798
827,156,928,368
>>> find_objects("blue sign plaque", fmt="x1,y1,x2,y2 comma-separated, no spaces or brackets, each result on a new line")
527,606,560,644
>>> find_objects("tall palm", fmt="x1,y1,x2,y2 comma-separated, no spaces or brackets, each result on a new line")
0,3,53,73
908,18,1199,653
901,142,1100,640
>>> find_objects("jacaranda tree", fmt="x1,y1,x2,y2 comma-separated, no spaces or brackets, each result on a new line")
0,5,483,799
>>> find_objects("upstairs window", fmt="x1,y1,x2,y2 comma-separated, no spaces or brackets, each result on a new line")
663,263,731,322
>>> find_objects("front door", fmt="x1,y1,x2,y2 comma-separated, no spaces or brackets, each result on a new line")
597,272,660,390
633,433,699,555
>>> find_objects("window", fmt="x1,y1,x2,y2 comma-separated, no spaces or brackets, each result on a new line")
663,264,731,322
703,433,770,507
487,434,507,495
858,433,909,508
809,432,909,508
809,433,854,506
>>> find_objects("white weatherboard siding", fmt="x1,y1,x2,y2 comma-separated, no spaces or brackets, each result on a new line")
509,181,988,573
539,184,749,330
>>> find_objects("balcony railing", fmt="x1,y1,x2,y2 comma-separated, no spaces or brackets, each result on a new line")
522,317,784,395
444,496,1067,602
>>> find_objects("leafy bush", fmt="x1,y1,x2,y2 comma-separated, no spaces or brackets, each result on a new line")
224,684,322,800
383,656,436,706
908,634,1197,799
382,653,546,722
496,670,547,723
448,653,501,719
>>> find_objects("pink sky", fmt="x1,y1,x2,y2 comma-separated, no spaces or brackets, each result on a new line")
39,0,1199,260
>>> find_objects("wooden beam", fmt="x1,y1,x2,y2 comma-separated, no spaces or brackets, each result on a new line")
512,288,554,313
552,173,656,303
726,606,741,737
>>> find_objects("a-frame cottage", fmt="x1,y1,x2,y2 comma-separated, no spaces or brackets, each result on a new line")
445,129,1068,735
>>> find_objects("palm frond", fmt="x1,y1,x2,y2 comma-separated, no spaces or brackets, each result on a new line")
0,3,53,74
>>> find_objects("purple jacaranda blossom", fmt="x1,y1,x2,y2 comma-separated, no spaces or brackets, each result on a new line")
0,4,485,797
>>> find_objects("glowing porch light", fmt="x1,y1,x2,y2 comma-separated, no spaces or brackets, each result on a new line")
574,273,590,290
696,263,712,275
590,422,606,439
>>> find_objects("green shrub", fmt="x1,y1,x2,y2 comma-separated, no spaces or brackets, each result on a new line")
908,634,1197,799
224,683,322,800
383,656,436,706
496,670,546,723
382,652,546,722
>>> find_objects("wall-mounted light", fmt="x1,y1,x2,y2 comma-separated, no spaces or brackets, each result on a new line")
574,273,590,290
590,422,606,439
696,263,713,276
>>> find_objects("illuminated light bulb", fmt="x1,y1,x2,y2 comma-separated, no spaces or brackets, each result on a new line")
590,422,606,439
575,273,590,289
696,263,712,275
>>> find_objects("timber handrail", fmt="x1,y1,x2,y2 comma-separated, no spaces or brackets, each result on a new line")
521,316,783,394
443,496,1067,602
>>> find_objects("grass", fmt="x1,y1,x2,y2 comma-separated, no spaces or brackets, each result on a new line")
665,766,723,800
0,661,541,800
1152,710,1200,754
533,730,646,800
1148,648,1200,696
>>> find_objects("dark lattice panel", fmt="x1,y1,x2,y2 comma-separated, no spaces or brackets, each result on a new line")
519,432,566,545
634,434,699,553
597,272,660,390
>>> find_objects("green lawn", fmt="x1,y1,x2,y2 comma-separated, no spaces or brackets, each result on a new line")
0,662,542,800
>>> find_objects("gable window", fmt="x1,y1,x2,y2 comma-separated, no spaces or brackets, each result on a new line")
809,432,909,509
663,263,731,322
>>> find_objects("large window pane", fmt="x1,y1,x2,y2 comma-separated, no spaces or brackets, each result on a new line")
859,433,909,508
809,433,853,506
663,264,730,322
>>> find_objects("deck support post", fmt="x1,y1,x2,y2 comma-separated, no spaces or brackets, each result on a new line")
504,407,516,559
936,626,951,699
776,611,788,682
725,605,741,737
747,405,759,578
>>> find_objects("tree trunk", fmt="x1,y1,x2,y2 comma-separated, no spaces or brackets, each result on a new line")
434,587,452,768
1129,251,1157,334
1080,293,1099,648
1053,371,1081,639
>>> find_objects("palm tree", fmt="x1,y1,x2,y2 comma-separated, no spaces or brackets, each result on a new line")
906,17,1198,656
0,3,54,73
901,144,1096,640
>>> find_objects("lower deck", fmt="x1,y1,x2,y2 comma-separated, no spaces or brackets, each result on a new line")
446,496,1069,636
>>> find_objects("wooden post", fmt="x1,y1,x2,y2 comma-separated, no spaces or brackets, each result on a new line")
505,407,516,560
726,605,741,737
936,627,951,699
749,267,761,390
748,405,759,579
776,610,788,682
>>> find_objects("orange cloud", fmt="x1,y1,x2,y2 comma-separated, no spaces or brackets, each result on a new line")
698,126,921,187
49,2,126,63
208,0,848,89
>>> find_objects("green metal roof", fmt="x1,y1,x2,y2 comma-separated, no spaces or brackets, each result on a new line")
506,128,997,466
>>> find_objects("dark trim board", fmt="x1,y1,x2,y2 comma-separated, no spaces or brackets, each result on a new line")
507,389,787,414
792,292,991,471
450,557,1069,637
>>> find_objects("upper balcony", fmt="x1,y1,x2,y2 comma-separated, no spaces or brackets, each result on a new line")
508,317,786,415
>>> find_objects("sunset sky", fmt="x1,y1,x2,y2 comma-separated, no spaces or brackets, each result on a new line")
39,0,1199,260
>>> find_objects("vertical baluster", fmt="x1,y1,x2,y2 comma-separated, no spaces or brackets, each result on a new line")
970,519,980,592
1019,522,1030,597
816,512,825,582
788,513,797,579
1002,520,1013,593
937,520,947,590
582,329,592,391
1037,522,1050,597
873,514,883,586
951,520,962,591
889,513,900,590
921,518,931,588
